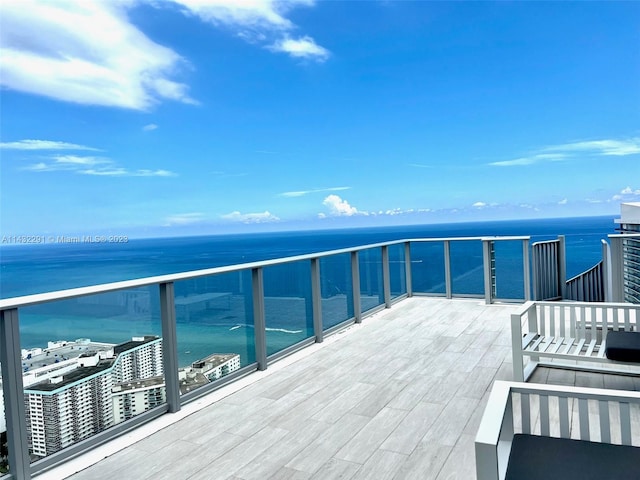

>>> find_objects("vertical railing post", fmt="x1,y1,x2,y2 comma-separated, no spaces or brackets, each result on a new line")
311,258,323,343
444,240,452,299
482,239,494,304
531,243,540,300
601,239,612,302
159,282,180,413
609,236,625,302
0,308,31,480
252,267,267,370
523,238,531,301
558,235,567,299
351,251,362,323
404,242,413,297
382,246,391,307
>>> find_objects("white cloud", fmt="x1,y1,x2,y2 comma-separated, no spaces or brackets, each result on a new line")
0,139,99,151
558,198,568,205
23,154,176,177
490,137,640,167
172,0,328,61
79,168,176,177
519,204,539,210
24,162,55,172
269,36,330,61
472,202,487,208
164,213,205,226
53,155,110,166
489,153,567,167
132,169,175,177
221,210,280,223
385,208,403,216
1,1,326,109
0,0,196,110
143,124,158,131
280,186,350,198
611,186,640,202
170,0,306,30
322,195,359,216
79,167,129,176
546,138,640,156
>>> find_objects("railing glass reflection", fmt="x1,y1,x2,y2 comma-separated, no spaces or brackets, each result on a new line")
20,287,162,462
493,240,525,300
263,262,314,356
388,243,407,299
450,241,484,296
320,254,354,330
358,248,384,313
174,271,254,395
0,387,6,476
409,242,446,295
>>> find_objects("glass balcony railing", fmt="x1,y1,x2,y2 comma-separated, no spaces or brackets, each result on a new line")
19,287,164,465
492,239,526,301
174,270,255,395
388,243,407,300
319,253,354,331
450,239,484,297
409,241,446,295
263,261,314,358
0,235,537,479
358,247,385,314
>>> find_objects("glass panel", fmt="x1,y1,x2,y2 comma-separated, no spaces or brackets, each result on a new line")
389,244,406,299
263,261,313,356
320,253,354,330
410,242,445,294
359,247,384,312
20,287,161,461
450,240,484,296
0,374,6,476
494,240,525,300
174,271,254,395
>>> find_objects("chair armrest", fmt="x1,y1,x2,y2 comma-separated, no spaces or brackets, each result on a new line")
475,381,513,480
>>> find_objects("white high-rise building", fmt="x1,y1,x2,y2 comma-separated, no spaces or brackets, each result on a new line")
616,202,640,303
24,336,163,458
112,376,166,424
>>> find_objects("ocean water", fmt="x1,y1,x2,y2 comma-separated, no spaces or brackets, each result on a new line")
0,215,617,367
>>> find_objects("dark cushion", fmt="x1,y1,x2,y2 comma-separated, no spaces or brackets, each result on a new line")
605,331,640,362
505,434,640,480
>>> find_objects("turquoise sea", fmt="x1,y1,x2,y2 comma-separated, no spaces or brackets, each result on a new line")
0,216,618,367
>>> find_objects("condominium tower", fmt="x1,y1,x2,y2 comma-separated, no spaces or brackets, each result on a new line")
617,202,640,303
24,336,162,458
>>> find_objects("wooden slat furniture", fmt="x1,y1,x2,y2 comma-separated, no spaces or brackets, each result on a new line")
511,301,640,382
475,381,640,480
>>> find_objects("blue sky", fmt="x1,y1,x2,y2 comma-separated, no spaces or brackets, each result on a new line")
1,0,639,238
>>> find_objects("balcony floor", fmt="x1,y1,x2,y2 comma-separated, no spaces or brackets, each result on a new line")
40,297,640,480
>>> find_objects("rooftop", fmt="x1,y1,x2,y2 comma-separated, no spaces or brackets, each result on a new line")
192,353,239,369
21,339,114,371
40,297,639,480
113,336,160,355
112,376,165,393
25,362,114,393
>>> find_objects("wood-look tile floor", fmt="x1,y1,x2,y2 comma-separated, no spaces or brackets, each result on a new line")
40,297,638,480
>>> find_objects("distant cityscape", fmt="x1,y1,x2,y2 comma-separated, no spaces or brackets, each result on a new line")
0,335,239,464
